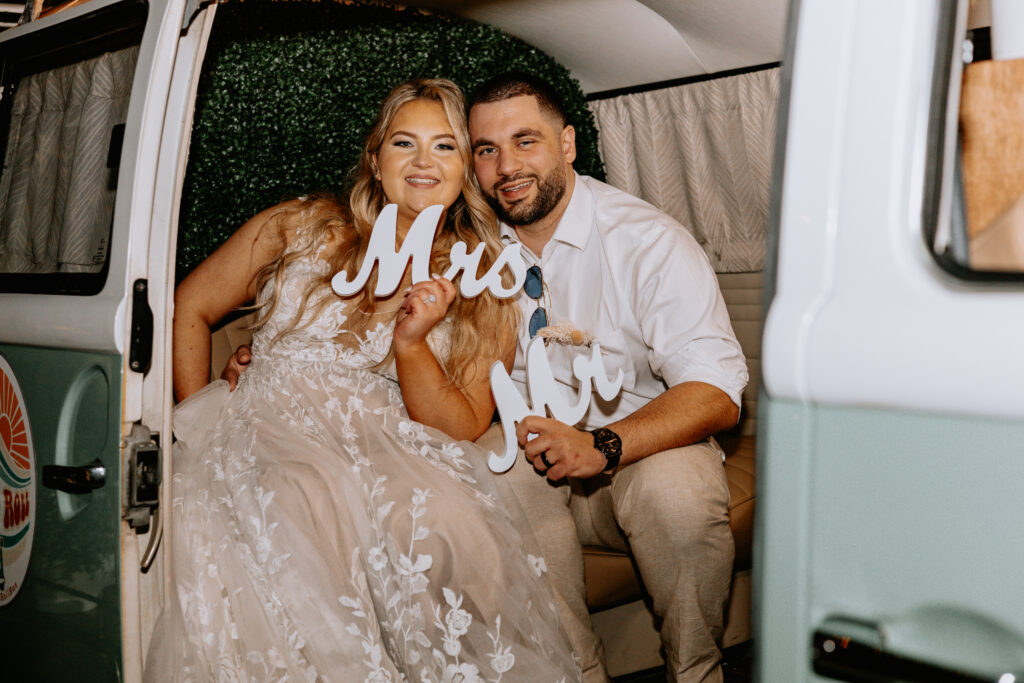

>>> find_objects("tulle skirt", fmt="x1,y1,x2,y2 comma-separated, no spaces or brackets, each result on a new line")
145,359,579,682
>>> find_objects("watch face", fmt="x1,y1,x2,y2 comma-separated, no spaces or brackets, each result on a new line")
593,428,622,457
593,428,622,474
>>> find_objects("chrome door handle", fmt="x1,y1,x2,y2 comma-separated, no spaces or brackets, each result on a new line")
42,459,106,494
813,628,994,682
813,611,1024,683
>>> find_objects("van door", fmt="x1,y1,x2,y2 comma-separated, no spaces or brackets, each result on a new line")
0,0,213,678
760,0,1024,680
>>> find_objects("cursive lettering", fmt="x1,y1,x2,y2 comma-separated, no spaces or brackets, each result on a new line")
487,338,624,473
330,204,525,298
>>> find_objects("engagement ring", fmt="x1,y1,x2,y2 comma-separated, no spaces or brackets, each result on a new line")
426,293,437,303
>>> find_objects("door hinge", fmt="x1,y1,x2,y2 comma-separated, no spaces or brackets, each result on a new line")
129,279,153,374
182,0,217,32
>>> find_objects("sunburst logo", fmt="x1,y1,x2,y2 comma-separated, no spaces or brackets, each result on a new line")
0,355,34,607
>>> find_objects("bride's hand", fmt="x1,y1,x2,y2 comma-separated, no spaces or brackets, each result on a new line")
394,274,456,347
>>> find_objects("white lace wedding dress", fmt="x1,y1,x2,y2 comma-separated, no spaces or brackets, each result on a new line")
146,236,580,682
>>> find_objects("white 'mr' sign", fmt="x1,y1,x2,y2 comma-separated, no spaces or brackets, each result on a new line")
331,204,625,472
487,338,624,473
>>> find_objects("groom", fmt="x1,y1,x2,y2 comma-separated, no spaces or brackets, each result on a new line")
467,73,747,683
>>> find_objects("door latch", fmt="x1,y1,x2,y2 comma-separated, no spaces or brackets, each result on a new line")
124,423,162,572
123,423,160,528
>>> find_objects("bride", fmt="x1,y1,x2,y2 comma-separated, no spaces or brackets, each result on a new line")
147,78,580,681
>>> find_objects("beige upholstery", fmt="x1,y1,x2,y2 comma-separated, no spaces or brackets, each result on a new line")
584,270,762,671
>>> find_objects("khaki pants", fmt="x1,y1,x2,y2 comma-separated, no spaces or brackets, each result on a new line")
478,426,734,683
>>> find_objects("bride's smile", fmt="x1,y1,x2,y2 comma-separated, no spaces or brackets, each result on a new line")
373,98,464,232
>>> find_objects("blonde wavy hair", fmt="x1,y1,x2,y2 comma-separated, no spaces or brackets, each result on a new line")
250,78,518,387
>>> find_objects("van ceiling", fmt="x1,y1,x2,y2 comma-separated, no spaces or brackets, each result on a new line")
398,0,790,94
3,0,791,92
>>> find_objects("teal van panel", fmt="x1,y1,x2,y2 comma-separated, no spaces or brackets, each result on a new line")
758,397,1024,681
0,344,122,681
755,398,815,683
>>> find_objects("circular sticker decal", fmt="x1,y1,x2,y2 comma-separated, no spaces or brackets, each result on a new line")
0,355,34,606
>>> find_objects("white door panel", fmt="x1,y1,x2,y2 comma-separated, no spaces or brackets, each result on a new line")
764,0,1024,419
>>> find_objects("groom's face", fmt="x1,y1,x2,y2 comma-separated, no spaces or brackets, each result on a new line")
469,95,576,228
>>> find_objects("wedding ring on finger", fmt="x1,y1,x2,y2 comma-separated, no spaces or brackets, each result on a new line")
539,452,552,468
425,293,437,303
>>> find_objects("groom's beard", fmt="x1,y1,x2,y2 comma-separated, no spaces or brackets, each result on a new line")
485,164,568,227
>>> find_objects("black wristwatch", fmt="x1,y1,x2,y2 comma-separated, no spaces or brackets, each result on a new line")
591,427,622,475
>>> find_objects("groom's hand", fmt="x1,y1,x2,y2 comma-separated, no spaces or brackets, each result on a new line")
221,344,252,390
516,416,606,481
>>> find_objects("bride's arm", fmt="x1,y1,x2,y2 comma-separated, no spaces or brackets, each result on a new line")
172,202,291,402
393,277,514,441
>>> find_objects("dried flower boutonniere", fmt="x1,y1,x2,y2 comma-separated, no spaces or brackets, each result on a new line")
536,322,594,347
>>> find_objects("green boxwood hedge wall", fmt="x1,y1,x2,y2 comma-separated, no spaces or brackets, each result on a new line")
176,0,604,279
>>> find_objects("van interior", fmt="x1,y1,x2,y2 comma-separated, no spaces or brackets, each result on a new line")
1,0,1022,680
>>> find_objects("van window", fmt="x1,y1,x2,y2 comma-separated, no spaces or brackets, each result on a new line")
928,5,1024,279
0,0,146,294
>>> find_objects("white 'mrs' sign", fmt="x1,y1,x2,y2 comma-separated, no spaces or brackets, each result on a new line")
331,204,526,298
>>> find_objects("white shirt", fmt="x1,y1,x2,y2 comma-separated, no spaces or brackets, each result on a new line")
501,174,748,430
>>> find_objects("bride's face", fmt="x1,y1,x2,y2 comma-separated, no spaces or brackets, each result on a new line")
373,98,465,229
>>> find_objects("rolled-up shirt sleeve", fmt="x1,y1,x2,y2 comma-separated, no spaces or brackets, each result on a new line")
631,222,748,409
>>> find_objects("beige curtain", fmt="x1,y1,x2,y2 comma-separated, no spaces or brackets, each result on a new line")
0,45,139,273
588,67,779,273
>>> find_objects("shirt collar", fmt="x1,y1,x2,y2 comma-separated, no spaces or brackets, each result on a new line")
499,171,592,254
